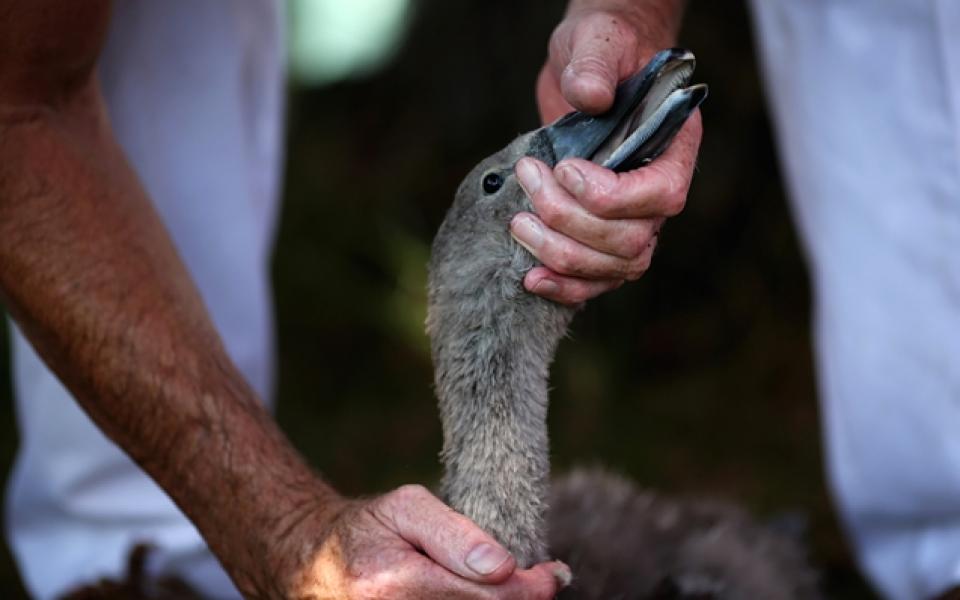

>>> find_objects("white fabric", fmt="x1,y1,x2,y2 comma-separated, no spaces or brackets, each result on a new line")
749,1,960,598
5,1,284,597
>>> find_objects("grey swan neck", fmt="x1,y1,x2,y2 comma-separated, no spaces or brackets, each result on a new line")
427,253,575,568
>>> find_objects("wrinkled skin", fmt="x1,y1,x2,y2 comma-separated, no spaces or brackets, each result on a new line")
280,486,567,600
517,1,703,305
282,4,705,592
0,2,569,599
0,1,695,598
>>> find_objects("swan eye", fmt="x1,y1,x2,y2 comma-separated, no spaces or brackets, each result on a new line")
482,172,504,194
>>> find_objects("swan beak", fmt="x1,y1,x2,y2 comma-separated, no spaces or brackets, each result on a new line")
542,48,707,172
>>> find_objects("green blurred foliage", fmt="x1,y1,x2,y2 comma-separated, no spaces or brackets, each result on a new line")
0,1,877,598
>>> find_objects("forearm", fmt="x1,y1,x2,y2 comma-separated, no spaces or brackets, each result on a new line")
0,81,339,594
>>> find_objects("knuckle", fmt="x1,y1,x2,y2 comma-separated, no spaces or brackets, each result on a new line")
536,198,568,231
585,184,625,219
392,483,430,505
580,184,609,216
626,255,652,281
579,197,607,221
549,244,578,275
622,229,651,258
663,191,687,217
647,162,689,217
570,14,601,39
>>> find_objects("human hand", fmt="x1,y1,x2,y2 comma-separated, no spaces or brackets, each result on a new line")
273,484,569,599
514,4,701,304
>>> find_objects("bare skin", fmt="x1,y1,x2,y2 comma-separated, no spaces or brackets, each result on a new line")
0,2,566,598
1,0,694,597
517,0,702,305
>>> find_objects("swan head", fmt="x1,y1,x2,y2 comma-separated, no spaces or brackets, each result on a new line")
428,48,706,315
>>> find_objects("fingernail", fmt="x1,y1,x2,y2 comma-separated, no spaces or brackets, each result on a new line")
510,214,544,252
465,543,510,576
553,561,573,587
557,163,585,196
516,158,542,196
533,278,559,296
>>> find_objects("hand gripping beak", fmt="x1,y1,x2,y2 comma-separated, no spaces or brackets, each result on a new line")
542,48,707,172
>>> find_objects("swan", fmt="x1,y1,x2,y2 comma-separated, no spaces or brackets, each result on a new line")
427,48,821,599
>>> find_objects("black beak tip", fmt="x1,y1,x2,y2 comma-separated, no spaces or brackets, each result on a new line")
666,47,695,61
687,83,709,108
655,47,697,71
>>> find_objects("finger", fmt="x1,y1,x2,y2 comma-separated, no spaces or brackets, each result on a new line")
376,485,517,584
517,157,661,259
393,555,569,600
523,267,623,305
510,212,652,281
555,110,702,219
350,549,489,600
495,561,571,600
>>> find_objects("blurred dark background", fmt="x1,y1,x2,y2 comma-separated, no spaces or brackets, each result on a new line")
0,1,878,598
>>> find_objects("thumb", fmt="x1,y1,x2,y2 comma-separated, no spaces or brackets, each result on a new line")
377,485,518,584
558,16,636,114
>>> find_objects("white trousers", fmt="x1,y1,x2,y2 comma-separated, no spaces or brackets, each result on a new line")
749,1,960,598
5,1,284,597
